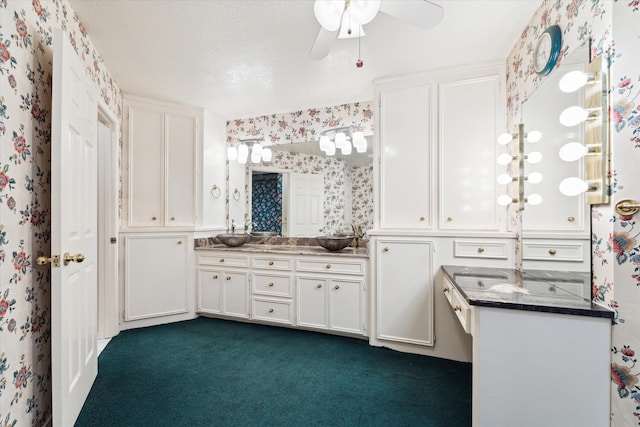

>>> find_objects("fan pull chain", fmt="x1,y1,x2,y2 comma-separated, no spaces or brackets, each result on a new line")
356,25,363,68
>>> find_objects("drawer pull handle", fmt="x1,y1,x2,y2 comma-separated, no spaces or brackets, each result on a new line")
268,308,274,313
326,264,331,269
383,247,389,252
219,258,224,263
477,247,485,253
269,261,274,266
316,283,322,288
334,285,340,290
268,282,274,287
549,249,557,255
443,287,449,293
226,276,231,280
213,275,218,279
454,305,462,312
567,216,575,222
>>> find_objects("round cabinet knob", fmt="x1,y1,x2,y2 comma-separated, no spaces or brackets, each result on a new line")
316,283,322,288
567,216,575,222
325,264,331,269
269,261,274,266
419,216,426,222
219,258,224,263
171,217,175,221
226,276,231,280
177,240,182,245
268,282,274,287
447,217,453,222
383,247,389,252
213,275,218,279
477,247,485,253
152,216,157,221
334,285,340,290
443,287,449,293
454,305,462,312
268,308,274,313
549,249,557,255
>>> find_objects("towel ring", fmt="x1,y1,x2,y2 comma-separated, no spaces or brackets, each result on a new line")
210,185,221,199
233,188,241,201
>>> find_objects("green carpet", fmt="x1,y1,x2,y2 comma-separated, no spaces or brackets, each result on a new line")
76,317,471,426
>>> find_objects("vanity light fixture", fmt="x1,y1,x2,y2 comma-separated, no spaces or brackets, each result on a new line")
318,126,367,156
227,137,272,165
559,106,599,127
558,69,598,94
558,142,600,162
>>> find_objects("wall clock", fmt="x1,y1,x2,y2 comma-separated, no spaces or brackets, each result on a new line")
534,25,562,77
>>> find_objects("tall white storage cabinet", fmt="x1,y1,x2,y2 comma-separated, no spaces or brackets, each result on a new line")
370,64,508,358
121,95,203,329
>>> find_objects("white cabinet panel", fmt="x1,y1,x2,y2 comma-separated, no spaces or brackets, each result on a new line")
223,271,249,318
376,239,434,346
124,235,188,320
297,277,328,329
198,269,223,314
379,84,433,229
328,278,363,334
166,112,197,226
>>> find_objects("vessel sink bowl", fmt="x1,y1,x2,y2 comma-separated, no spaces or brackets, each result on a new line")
216,233,252,247
251,231,278,237
315,236,353,251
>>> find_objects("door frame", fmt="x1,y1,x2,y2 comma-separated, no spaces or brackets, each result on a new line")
97,99,120,339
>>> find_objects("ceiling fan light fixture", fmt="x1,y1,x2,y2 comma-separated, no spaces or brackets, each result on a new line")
349,0,381,25
314,0,346,32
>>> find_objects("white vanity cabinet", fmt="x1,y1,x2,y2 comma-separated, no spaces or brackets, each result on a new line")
197,252,250,319
250,255,294,325
123,234,191,321
296,256,366,335
124,95,200,228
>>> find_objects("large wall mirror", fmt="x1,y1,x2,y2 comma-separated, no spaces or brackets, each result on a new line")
229,139,374,237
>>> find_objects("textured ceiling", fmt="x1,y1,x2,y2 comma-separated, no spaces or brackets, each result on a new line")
68,0,541,120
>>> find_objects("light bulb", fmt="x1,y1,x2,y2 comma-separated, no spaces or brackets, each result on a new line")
497,133,513,145
559,142,588,162
497,173,514,185
526,172,543,184
334,132,347,149
325,140,336,156
497,153,514,165
261,147,272,162
526,193,542,206
313,0,345,31
341,140,352,155
348,0,380,25
319,136,331,152
559,106,588,127
526,130,542,143
251,153,261,164
497,194,514,206
559,177,588,196
251,143,263,157
227,146,238,161
355,143,367,153
237,143,249,163
352,132,366,148
559,70,589,93
526,151,543,164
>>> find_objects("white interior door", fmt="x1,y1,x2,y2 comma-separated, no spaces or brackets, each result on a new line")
288,172,324,236
51,29,99,426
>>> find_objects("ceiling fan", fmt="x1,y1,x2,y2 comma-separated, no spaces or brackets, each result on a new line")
310,0,444,60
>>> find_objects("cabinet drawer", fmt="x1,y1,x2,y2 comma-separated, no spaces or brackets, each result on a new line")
252,298,292,324
296,258,365,276
252,256,293,270
522,241,585,262
197,252,249,268
454,240,509,259
443,276,472,334
252,273,293,297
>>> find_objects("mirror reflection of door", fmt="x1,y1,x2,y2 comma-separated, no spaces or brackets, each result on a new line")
288,172,325,237
251,172,283,234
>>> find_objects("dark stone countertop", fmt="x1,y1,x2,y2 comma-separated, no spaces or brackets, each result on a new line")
441,265,614,319
194,236,368,257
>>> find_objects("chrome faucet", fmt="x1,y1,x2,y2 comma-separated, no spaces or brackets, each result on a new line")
245,220,257,233
231,219,236,233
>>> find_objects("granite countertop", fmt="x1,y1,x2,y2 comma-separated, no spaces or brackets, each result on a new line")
441,265,614,319
195,243,369,257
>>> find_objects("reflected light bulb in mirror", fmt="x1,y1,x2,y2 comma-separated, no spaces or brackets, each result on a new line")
237,143,249,163
251,143,263,157
355,142,367,153
352,132,366,148
227,146,238,161
559,142,588,162
526,151,543,164
497,173,514,185
526,130,542,143
497,194,514,206
497,133,514,145
526,172,543,184
341,141,352,155
334,132,347,149
325,141,336,156
559,177,588,196
497,153,514,165
559,106,589,127
559,70,589,93
319,136,331,152
261,147,272,162
526,193,542,206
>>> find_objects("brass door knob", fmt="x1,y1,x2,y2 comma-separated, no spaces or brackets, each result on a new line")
63,252,85,266
36,255,60,267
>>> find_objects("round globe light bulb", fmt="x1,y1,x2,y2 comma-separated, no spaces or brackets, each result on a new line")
526,193,542,206
559,106,589,127
497,153,514,165
526,130,542,143
526,151,543,164
559,177,588,196
227,146,238,161
526,172,543,184
497,133,514,145
559,70,589,93
559,142,588,162
497,173,513,185
497,194,514,206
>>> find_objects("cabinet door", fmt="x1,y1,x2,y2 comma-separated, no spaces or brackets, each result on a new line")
166,112,196,226
222,271,249,318
297,277,327,329
440,75,502,230
198,269,223,314
379,84,433,229
124,235,188,320
329,278,363,334
376,239,434,346
128,106,163,227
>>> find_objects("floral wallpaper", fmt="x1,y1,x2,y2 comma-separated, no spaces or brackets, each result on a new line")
0,0,122,425
251,173,282,234
508,0,640,424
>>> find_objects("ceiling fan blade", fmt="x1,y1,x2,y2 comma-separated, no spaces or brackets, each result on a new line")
309,27,339,60
379,0,444,29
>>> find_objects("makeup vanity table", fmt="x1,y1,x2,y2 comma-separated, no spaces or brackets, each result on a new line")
441,265,613,427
